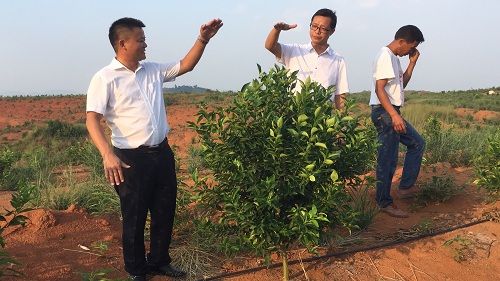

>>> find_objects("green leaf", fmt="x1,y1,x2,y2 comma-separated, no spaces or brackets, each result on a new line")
314,107,322,117
315,142,327,149
277,116,283,128
309,205,317,215
297,114,309,123
8,216,27,226
330,170,339,182
326,118,337,126
311,220,319,228
288,128,298,137
305,164,315,171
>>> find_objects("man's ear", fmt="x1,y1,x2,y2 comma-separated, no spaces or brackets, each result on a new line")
119,39,126,50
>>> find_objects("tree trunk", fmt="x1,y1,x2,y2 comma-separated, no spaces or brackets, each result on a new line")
281,246,289,281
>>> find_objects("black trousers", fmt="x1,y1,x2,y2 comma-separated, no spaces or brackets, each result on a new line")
113,140,177,276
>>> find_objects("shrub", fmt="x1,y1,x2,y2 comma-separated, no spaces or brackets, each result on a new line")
45,119,87,139
474,130,500,199
189,65,376,280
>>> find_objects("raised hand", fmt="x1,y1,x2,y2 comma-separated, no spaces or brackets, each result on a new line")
273,22,297,31
408,48,420,64
200,18,223,41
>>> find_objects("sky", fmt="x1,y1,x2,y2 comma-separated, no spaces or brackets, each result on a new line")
1,0,499,96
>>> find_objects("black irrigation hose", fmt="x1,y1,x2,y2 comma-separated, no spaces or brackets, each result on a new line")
198,218,491,281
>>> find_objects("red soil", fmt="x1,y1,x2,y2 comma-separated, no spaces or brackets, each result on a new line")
0,95,499,281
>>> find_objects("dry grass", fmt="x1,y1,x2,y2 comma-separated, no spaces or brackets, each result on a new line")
170,242,223,281
369,256,437,281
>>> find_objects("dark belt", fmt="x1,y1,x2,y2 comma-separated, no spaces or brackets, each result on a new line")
136,138,168,153
371,104,400,109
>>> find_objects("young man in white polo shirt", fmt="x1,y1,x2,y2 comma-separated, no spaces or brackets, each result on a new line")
265,8,349,110
370,25,425,218
86,17,222,281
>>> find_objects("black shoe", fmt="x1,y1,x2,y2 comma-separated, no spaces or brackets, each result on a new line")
150,264,187,277
129,275,146,281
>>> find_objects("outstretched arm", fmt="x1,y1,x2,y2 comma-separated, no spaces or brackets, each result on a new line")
265,22,297,59
178,18,223,76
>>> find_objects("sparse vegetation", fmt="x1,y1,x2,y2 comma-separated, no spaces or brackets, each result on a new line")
78,269,128,281
0,86,498,280
411,175,465,208
443,235,476,262
422,116,489,166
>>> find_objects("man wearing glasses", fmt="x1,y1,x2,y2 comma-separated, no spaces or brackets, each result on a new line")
265,8,349,110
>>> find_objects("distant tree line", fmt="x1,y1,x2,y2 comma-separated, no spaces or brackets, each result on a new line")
163,85,212,93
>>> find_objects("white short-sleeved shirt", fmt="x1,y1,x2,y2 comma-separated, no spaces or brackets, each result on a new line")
369,47,404,106
86,58,180,149
278,43,349,100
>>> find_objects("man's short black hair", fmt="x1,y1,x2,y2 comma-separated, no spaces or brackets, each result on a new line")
108,17,146,52
395,25,425,43
311,8,337,29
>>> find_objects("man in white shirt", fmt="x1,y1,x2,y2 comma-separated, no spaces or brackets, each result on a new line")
369,25,425,218
86,17,222,281
265,8,349,110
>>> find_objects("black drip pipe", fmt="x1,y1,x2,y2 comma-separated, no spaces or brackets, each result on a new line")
198,218,491,281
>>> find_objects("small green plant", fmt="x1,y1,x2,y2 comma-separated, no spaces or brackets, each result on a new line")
413,219,434,234
0,181,38,278
91,241,111,257
443,235,476,262
473,130,500,200
346,177,379,231
78,269,128,281
77,241,126,280
412,175,464,207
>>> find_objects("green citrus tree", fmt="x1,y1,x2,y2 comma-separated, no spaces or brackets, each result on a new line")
189,65,376,280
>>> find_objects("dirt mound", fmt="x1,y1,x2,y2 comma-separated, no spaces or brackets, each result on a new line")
24,209,57,231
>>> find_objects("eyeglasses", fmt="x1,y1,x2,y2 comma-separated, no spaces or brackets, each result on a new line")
310,24,330,33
